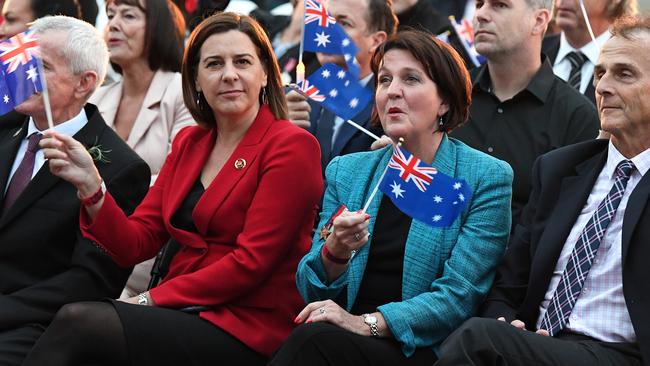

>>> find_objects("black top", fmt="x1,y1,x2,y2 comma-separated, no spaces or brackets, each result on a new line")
450,57,599,229
170,179,205,233
351,195,411,315
398,0,450,35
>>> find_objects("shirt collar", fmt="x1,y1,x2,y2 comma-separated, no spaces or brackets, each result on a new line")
556,30,611,67
360,73,373,87
27,108,89,138
605,140,650,179
473,56,555,103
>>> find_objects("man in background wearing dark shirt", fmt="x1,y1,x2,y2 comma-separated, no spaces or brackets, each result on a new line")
451,0,599,229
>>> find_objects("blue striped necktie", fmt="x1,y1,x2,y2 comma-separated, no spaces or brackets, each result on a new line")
540,160,635,336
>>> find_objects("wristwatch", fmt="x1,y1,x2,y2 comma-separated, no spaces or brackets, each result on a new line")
362,313,379,337
137,292,149,306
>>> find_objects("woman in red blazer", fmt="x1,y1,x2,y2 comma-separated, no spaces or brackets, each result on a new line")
24,12,323,366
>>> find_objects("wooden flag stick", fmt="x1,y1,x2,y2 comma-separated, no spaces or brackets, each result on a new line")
361,137,403,213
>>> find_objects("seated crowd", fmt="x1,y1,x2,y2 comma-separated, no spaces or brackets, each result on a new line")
0,0,648,365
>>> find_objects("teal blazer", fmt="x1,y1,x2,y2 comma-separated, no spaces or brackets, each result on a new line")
296,135,513,356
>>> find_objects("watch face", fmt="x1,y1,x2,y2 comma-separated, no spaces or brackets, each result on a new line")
365,315,377,324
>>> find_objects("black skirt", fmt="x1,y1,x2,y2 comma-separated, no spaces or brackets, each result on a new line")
108,299,266,366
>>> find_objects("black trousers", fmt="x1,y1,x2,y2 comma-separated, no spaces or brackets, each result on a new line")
435,317,642,366
0,324,44,366
269,322,437,366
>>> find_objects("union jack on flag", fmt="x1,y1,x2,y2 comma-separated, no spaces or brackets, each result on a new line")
0,30,40,73
0,30,44,116
388,145,439,192
302,0,360,78
299,78,325,102
305,0,336,27
378,145,473,227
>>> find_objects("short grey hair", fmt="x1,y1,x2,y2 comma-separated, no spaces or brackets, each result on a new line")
30,16,108,93
525,0,553,11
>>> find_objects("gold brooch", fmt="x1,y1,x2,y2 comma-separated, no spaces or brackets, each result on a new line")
234,158,246,170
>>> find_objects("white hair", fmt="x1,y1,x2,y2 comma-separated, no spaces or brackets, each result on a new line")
30,16,108,93
526,0,553,11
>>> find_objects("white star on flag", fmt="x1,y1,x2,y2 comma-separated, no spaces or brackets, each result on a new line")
390,181,405,198
433,195,443,203
458,193,465,202
344,80,350,87
342,38,350,47
432,215,443,222
349,98,359,108
337,70,346,79
3,95,9,103
329,89,338,97
314,31,331,47
26,64,38,84
321,69,331,78
453,182,462,190
344,54,351,61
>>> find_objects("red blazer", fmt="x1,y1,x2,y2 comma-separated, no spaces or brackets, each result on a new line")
81,106,324,356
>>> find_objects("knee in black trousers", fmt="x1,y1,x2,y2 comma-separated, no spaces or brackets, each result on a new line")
437,317,510,366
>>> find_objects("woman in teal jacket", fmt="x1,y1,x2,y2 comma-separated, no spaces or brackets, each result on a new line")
270,30,513,366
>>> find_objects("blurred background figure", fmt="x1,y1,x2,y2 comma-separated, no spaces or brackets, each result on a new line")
0,0,83,39
254,0,318,84
89,0,195,299
393,0,449,35
542,0,638,105
430,0,475,22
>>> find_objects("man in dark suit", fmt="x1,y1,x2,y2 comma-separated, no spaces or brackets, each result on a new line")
542,0,637,105
434,15,650,366
284,0,397,172
0,16,149,365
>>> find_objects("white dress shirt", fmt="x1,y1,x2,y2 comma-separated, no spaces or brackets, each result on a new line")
5,110,88,194
536,142,650,342
553,31,610,94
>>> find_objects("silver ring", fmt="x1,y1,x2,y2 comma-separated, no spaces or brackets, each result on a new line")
354,232,361,241
319,307,326,314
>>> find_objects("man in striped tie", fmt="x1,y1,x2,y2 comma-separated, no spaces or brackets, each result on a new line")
542,0,637,105
434,14,650,366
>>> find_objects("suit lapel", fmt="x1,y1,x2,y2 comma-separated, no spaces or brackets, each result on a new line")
622,171,650,261
127,71,173,147
192,106,275,235
93,81,121,129
528,151,606,304
0,118,28,210
314,108,335,168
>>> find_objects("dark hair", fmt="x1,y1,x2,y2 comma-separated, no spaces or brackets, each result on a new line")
31,0,81,19
370,30,472,133
366,0,398,37
107,0,185,74
182,12,288,129
611,13,650,39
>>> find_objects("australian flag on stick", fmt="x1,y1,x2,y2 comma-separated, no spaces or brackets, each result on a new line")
378,145,473,227
0,30,43,116
299,63,371,121
303,0,360,78
448,16,486,68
